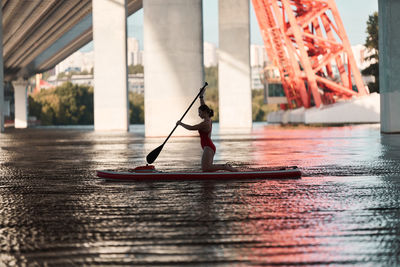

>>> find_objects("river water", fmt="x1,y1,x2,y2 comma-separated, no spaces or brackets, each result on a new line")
0,123,399,266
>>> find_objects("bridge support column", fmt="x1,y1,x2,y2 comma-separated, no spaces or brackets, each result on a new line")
0,7,3,133
218,0,252,131
12,79,29,128
92,0,129,131
379,0,400,133
144,0,203,137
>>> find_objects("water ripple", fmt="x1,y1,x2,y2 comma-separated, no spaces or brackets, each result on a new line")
0,123,399,265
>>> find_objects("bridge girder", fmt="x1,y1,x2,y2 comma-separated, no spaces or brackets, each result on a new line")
2,0,142,81
252,0,368,108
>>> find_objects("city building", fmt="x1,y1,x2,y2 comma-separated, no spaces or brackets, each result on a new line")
54,37,143,76
250,44,268,67
251,66,265,90
250,44,268,90
55,50,94,76
127,38,143,66
48,41,375,95
128,73,145,94
46,73,144,94
204,42,217,67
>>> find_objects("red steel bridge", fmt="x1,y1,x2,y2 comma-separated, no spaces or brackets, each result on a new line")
252,0,369,109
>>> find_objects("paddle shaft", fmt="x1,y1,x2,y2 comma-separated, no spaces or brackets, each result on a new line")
162,83,208,146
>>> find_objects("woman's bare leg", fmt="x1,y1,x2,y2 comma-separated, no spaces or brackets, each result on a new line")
201,147,238,172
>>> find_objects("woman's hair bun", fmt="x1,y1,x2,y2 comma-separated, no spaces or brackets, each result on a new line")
199,104,214,117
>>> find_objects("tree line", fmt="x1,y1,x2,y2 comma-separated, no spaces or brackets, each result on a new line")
28,67,275,125
28,82,145,125
362,12,379,93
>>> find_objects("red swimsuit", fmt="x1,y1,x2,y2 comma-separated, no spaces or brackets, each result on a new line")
198,126,216,153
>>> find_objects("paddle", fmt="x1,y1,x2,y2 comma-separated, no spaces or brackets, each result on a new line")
146,82,208,164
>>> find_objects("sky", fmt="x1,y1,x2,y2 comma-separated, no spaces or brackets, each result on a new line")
81,0,378,52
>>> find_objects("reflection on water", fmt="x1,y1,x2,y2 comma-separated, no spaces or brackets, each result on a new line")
0,123,399,265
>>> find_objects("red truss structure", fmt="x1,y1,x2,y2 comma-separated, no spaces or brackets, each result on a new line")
252,0,369,108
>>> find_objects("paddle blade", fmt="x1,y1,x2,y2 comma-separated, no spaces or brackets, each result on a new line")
146,144,164,164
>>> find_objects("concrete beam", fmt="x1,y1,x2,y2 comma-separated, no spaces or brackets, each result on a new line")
0,7,3,133
2,0,143,82
218,0,252,131
379,0,400,133
144,0,203,137
267,93,380,124
12,79,29,129
93,0,129,131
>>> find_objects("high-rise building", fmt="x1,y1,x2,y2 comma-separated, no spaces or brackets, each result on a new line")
204,42,217,67
351,44,376,70
55,37,143,77
55,50,94,75
127,37,142,66
250,44,268,67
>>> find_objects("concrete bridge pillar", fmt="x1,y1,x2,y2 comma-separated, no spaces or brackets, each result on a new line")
92,0,129,131
379,0,400,133
12,79,29,128
218,0,252,131
143,0,204,137
0,7,4,133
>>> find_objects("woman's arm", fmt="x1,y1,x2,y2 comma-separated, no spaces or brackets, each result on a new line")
199,89,205,106
177,121,209,131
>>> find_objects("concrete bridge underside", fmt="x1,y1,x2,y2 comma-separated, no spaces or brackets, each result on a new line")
2,0,142,81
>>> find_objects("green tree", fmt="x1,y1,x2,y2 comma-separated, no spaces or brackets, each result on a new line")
252,89,266,121
128,64,144,74
28,95,42,120
252,89,278,121
28,82,94,125
129,92,144,124
204,66,218,89
28,82,145,125
204,66,219,121
362,12,379,93
57,70,91,80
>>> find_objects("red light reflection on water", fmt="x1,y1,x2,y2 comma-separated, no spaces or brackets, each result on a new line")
232,124,384,264
249,124,380,168
236,178,346,264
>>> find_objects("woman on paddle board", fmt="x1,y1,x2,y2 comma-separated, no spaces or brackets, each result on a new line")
176,89,237,172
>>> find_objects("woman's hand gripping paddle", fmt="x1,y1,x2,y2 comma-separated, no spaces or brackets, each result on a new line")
146,82,208,164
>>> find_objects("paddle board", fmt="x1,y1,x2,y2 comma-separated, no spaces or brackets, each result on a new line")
96,165,301,181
